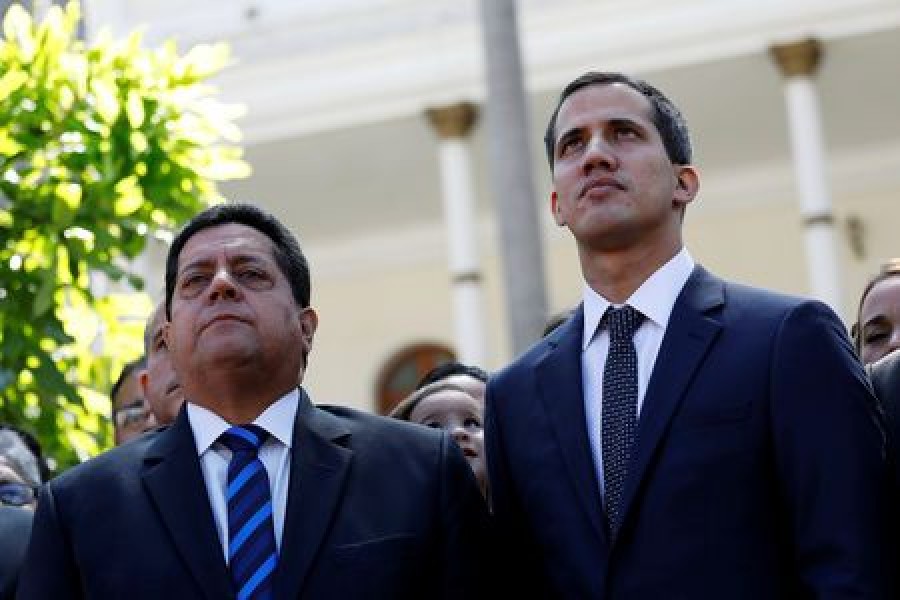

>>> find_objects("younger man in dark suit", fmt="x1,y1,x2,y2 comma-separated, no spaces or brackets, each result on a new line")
485,72,891,598
20,203,489,599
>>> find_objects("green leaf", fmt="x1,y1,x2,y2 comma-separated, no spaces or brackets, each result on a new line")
0,69,28,103
2,5,35,61
125,90,144,128
33,269,56,318
90,78,120,124
113,175,143,216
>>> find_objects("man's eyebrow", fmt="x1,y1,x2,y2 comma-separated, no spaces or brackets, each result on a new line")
608,116,644,128
557,125,583,141
177,257,215,276
863,315,889,328
230,253,272,266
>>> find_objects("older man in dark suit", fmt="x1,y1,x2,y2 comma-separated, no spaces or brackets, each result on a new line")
486,71,891,598
19,203,489,599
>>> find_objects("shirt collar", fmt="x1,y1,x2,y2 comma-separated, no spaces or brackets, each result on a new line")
187,388,299,456
582,247,695,350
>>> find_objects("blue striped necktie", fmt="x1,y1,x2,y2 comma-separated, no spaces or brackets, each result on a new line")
220,425,278,600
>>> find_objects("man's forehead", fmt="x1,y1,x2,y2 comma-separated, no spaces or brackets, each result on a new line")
557,83,654,128
178,223,276,268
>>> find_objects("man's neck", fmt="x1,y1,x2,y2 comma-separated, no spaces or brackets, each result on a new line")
185,371,297,425
579,240,683,304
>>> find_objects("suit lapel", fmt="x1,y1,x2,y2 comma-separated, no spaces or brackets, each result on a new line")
536,308,609,545
274,390,352,599
616,266,724,538
142,410,233,600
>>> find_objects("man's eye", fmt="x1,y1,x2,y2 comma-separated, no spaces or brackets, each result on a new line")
424,421,442,429
464,417,482,429
613,125,639,139
239,269,265,280
864,331,887,344
558,137,583,157
238,269,272,288
180,273,209,290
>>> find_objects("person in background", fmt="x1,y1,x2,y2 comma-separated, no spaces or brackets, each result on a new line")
392,362,489,501
0,506,32,600
0,425,42,599
140,301,183,425
111,357,156,445
0,426,43,511
852,258,900,365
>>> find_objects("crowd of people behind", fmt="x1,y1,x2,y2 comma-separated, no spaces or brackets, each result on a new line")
2,70,900,598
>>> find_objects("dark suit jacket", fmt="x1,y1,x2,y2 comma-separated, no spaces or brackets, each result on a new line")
0,506,32,600
870,350,900,451
18,390,489,599
486,266,891,598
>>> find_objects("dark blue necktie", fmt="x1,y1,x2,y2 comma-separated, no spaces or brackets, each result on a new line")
601,305,644,538
220,425,278,600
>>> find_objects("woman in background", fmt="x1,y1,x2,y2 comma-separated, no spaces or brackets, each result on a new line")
853,258,900,365
392,363,489,502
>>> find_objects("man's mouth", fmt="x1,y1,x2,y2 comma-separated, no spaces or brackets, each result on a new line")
580,176,624,198
201,314,249,332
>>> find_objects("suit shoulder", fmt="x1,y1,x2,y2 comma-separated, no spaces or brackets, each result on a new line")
722,279,810,312
48,430,159,492
314,403,445,453
717,278,840,328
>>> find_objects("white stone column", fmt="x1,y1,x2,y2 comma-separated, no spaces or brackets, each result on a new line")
478,0,548,354
426,102,486,366
771,39,842,310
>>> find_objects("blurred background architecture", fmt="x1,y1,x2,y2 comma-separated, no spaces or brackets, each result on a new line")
71,0,900,411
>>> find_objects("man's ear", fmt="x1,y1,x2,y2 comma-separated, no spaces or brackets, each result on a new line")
551,190,566,226
162,321,172,353
299,307,318,350
139,370,149,396
296,307,319,375
673,165,699,210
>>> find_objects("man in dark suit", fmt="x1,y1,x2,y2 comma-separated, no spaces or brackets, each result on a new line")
485,72,891,598
19,203,489,599
0,506,32,599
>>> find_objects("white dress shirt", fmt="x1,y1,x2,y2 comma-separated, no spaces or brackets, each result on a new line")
582,247,695,499
186,389,298,563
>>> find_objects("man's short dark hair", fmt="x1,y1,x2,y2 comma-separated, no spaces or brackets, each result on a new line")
110,357,146,408
543,71,692,169
164,203,311,319
416,361,489,390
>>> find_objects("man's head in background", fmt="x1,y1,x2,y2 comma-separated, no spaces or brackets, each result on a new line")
140,302,183,425
111,357,155,445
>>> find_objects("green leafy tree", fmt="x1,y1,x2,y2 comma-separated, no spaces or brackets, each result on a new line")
0,1,250,471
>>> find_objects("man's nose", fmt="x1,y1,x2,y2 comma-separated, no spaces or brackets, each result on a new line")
581,134,617,173
886,328,900,355
208,268,240,301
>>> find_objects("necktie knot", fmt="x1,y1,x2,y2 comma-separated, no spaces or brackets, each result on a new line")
220,425,268,456
604,305,644,342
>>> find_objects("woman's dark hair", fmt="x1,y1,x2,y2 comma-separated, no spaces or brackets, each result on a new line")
416,361,488,389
